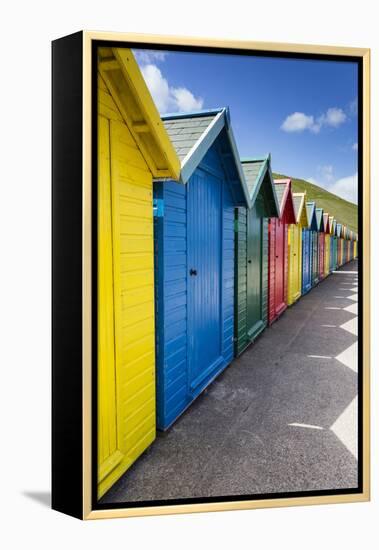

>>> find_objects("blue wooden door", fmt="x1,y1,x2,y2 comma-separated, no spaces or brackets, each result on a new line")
302,229,312,293
187,168,222,391
302,229,307,292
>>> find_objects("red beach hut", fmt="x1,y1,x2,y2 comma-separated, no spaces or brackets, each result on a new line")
268,179,296,325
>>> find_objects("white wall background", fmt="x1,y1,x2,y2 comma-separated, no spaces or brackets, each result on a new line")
1,1,377,547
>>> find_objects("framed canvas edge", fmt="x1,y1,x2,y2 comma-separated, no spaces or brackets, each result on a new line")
80,31,370,520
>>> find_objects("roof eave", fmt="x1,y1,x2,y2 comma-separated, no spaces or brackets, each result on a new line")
180,109,225,184
292,193,306,225
249,156,280,214
275,180,296,223
178,108,250,208
306,202,317,231
224,120,252,208
100,47,181,181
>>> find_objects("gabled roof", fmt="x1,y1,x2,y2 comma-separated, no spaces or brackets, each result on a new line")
336,223,342,238
98,47,180,180
240,155,280,217
292,192,307,226
316,207,325,232
328,216,335,235
162,108,250,207
306,201,318,231
332,219,337,235
273,179,296,223
323,213,330,233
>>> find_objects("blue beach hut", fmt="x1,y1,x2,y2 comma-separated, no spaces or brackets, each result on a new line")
153,108,250,430
303,201,317,294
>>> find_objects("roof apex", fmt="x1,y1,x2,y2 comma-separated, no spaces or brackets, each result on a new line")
99,47,180,180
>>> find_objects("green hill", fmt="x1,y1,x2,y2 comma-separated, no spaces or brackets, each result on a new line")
273,173,358,233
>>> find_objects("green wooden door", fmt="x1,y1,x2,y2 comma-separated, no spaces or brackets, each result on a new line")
247,198,264,339
235,207,248,355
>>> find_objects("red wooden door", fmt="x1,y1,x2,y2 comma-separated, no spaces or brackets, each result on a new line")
274,218,285,314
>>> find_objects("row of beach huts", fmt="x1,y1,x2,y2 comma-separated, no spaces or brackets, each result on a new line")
97,47,358,497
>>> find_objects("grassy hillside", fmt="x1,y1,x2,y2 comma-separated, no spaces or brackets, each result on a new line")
273,173,358,233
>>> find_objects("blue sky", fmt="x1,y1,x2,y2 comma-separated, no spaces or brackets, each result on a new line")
134,49,358,204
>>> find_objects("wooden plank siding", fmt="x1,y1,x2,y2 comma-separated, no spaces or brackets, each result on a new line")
234,211,269,356
154,140,241,430
98,75,157,498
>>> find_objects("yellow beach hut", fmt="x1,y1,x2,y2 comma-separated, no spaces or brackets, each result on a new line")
97,48,180,498
287,192,307,305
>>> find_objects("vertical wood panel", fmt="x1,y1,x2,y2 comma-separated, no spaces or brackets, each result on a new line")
98,116,119,479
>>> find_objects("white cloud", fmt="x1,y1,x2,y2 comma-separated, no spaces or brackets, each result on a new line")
319,107,347,128
328,173,358,204
281,112,320,133
171,87,203,111
133,49,168,64
140,63,203,114
281,107,347,133
352,142,358,151
141,64,171,112
308,172,358,204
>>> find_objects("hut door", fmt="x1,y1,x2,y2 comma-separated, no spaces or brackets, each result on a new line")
319,234,324,275
274,219,285,313
187,170,222,391
246,203,263,335
332,239,335,268
304,230,311,287
293,226,300,294
313,232,318,280
302,230,308,287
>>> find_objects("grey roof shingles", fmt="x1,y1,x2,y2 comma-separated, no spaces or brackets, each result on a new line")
316,208,324,230
306,202,315,217
306,202,316,227
274,183,287,212
292,194,303,219
162,115,217,161
241,160,265,196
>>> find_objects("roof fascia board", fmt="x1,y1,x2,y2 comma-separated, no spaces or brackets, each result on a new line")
292,193,306,225
110,48,181,180
180,110,225,184
225,123,252,208
162,108,223,120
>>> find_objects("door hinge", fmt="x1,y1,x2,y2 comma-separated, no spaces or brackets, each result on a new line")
153,198,164,217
